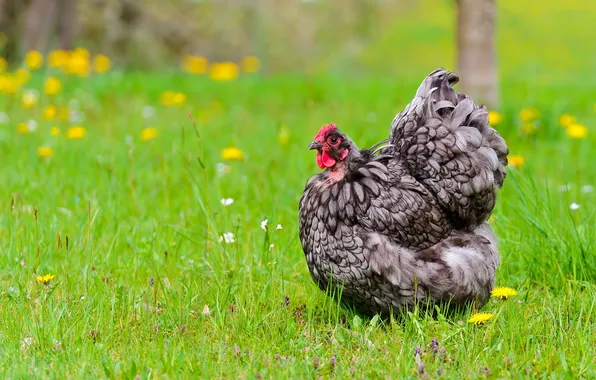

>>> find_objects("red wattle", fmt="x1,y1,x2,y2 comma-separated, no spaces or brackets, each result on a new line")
321,151,336,168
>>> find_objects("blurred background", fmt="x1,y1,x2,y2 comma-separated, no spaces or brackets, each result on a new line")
1,1,595,83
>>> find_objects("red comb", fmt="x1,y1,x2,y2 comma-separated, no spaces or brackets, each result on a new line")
314,123,337,142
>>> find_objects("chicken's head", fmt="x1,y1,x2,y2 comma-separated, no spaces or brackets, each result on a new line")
309,123,351,170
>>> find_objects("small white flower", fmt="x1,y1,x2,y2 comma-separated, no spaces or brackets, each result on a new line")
20,337,34,351
269,244,275,250
202,304,211,316
80,295,86,300
220,232,235,244
9,286,14,292
0,112,9,124
216,162,230,176
260,219,268,231
276,224,283,230
220,198,234,206
570,203,580,211
581,185,593,193
142,105,155,119
27,119,37,132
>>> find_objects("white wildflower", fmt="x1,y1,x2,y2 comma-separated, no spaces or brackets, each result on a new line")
570,203,580,211
202,304,211,316
260,219,268,231
216,162,230,176
269,244,274,250
27,119,37,132
581,185,593,193
276,224,283,230
142,105,155,119
220,198,234,206
219,232,235,244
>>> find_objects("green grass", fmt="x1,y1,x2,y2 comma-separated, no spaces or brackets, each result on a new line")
0,70,594,378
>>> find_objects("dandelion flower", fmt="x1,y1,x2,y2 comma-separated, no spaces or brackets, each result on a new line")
64,49,90,77
48,50,69,68
17,123,30,134
67,126,86,140
92,54,112,73
488,111,502,125
570,203,580,211
160,91,186,107
44,105,58,121
221,147,244,161
241,56,261,73
209,62,240,81
566,123,588,139
261,219,268,231
36,274,55,284
468,312,494,325
508,155,525,168
519,107,540,122
25,50,44,70
140,127,158,141
44,77,62,95
491,286,517,300
15,68,30,85
181,55,208,75
0,74,19,93
220,198,234,206
50,127,60,136
37,146,54,158
559,114,576,128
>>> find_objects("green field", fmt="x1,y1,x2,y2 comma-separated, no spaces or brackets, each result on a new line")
1,2,596,378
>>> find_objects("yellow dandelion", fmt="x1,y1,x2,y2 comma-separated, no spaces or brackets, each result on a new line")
0,74,19,93
221,147,245,161
559,114,576,128
44,105,58,121
488,111,502,126
17,123,30,134
160,91,186,107
93,54,112,73
241,56,261,73
522,123,538,135
508,154,525,168
141,127,158,141
566,123,588,139
15,68,30,85
67,126,86,140
36,274,55,284
491,286,517,300
0,57,7,73
37,146,54,158
209,62,240,81
50,126,60,136
468,312,494,325
64,50,90,77
519,107,540,122
22,90,38,109
25,50,44,70
44,77,62,95
181,55,208,75
48,50,69,68
278,125,290,146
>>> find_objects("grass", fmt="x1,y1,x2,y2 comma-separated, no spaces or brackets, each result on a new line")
1,2,596,375
0,70,594,378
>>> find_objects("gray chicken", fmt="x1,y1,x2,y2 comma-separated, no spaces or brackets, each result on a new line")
298,68,509,316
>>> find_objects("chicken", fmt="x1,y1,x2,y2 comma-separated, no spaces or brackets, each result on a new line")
298,68,509,316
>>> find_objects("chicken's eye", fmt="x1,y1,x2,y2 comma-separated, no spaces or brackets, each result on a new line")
328,136,340,145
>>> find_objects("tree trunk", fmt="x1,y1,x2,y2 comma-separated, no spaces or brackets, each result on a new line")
456,0,498,109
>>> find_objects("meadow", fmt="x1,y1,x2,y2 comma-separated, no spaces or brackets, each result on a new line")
1,2,596,378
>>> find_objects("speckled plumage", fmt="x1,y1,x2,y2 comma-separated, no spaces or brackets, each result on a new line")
298,69,509,316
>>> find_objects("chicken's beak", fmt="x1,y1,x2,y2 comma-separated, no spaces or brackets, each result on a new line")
308,141,321,150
